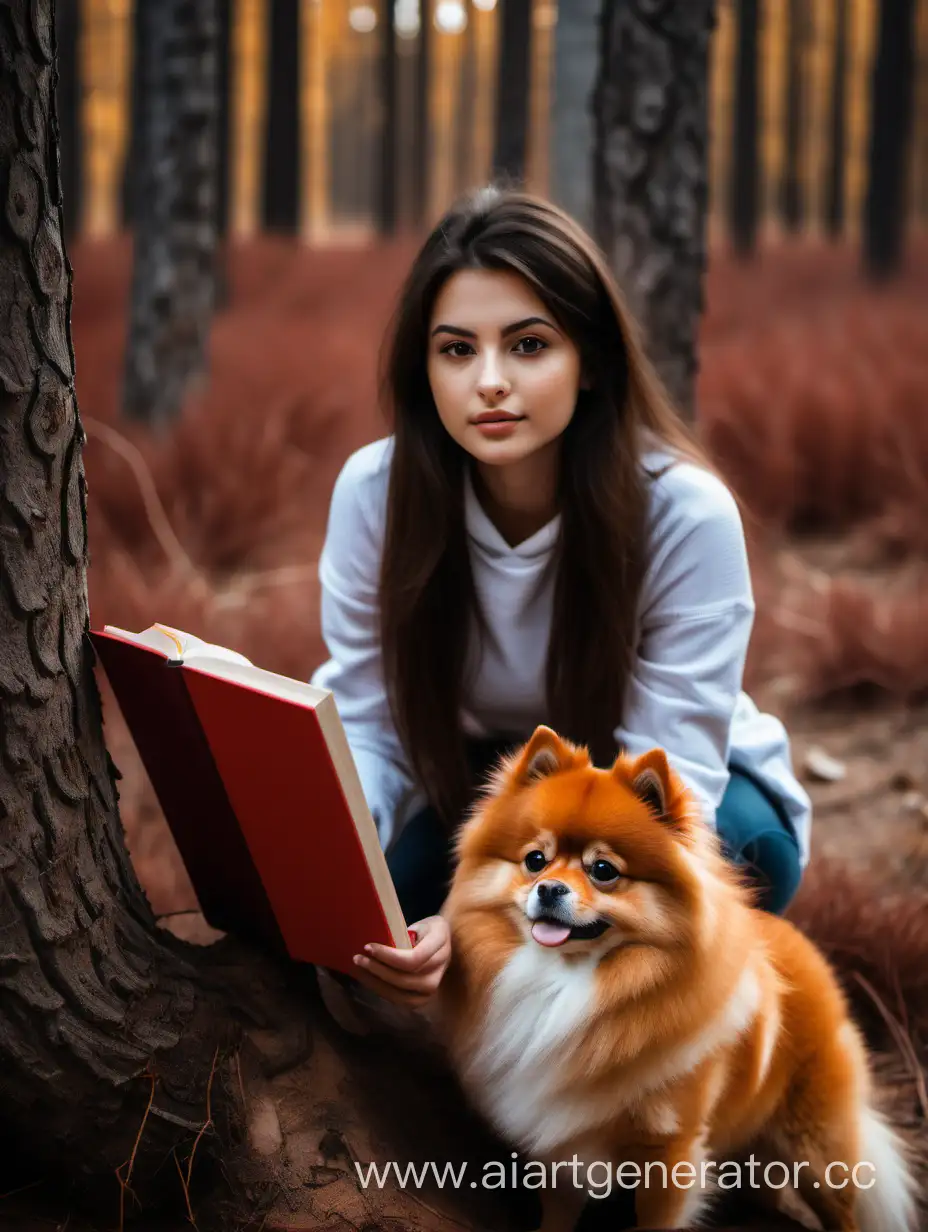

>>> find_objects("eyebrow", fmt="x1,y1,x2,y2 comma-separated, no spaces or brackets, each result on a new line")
430,315,557,339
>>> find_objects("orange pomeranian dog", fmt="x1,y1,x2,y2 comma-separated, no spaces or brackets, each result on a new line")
434,726,918,1232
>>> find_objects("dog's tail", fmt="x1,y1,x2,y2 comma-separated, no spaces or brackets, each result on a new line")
854,1104,919,1232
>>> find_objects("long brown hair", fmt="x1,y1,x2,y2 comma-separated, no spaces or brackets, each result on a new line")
378,186,710,827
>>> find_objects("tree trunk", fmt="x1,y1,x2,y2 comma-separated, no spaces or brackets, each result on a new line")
729,0,760,257
216,0,232,240
863,0,916,279
261,0,301,233
549,0,600,233
121,0,219,427
592,0,716,420
213,0,233,308
0,0,241,1195
492,0,532,182
824,0,849,238
454,0,477,197
412,0,431,225
56,0,80,237
780,0,806,232
378,0,398,235
121,0,145,229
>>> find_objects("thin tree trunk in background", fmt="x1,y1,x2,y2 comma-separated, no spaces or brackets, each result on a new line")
262,0,301,232
412,0,431,224
864,0,916,278
122,0,219,425
781,0,805,231
455,1,476,196
549,0,600,233
121,0,145,228
493,0,532,182
378,0,398,234
592,0,716,419
729,0,760,257
214,0,233,306
57,0,81,237
824,0,849,238
216,0,232,239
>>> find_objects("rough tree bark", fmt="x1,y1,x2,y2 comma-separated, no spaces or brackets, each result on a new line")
0,0,243,1195
122,0,219,427
56,0,79,237
592,0,716,420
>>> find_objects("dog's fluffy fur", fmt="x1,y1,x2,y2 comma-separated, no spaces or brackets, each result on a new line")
433,726,918,1231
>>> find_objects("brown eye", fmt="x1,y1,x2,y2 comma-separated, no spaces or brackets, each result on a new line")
524,850,547,873
514,336,547,355
590,859,620,885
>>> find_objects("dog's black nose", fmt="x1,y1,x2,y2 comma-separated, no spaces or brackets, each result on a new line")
537,881,569,906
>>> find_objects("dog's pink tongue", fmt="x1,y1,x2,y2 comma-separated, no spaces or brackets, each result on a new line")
532,920,572,947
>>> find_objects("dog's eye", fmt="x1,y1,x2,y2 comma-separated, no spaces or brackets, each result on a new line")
589,859,620,884
524,850,547,873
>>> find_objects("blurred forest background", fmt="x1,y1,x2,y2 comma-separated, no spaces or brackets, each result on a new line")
57,0,928,933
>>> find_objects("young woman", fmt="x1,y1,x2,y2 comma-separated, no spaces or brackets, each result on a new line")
310,186,811,1012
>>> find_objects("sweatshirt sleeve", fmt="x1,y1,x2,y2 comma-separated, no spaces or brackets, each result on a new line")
310,444,424,850
614,463,755,828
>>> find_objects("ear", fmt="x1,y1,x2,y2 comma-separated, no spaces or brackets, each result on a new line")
510,725,577,786
625,748,673,821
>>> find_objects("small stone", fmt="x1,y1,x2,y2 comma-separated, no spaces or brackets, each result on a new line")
247,1094,283,1156
803,747,847,783
889,770,917,792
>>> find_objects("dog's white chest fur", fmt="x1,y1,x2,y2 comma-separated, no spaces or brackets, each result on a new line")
460,943,597,1156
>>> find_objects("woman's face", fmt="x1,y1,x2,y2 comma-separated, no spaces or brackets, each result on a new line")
426,268,583,473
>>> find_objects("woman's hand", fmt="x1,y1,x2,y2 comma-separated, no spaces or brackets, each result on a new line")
350,915,451,1008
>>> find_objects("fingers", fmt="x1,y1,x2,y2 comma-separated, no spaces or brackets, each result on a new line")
346,915,451,1008
362,916,449,972
350,964,437,1008
353,947,447,993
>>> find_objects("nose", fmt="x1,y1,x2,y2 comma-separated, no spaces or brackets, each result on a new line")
476,352,510,402
537,881,570,907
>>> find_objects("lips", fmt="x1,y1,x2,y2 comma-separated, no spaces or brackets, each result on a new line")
473,412,524,424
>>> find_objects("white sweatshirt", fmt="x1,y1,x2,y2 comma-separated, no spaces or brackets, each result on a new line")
311,436,812,865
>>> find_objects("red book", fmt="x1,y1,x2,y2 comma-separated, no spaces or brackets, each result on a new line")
90,623,411,975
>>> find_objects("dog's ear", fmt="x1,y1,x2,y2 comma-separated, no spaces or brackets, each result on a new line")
623,748,673,821
510,725,577,786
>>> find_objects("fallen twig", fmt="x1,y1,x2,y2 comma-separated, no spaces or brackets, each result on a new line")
174,1046,220,1228
116,1069,156,1232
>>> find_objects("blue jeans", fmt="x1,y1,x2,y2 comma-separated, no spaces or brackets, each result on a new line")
386,760,802,925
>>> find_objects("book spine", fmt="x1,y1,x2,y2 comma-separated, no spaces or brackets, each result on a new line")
90,633,287,955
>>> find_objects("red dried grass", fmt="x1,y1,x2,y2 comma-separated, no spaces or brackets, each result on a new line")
69,231,928,901
786,860,928,1208
699,233,928,540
